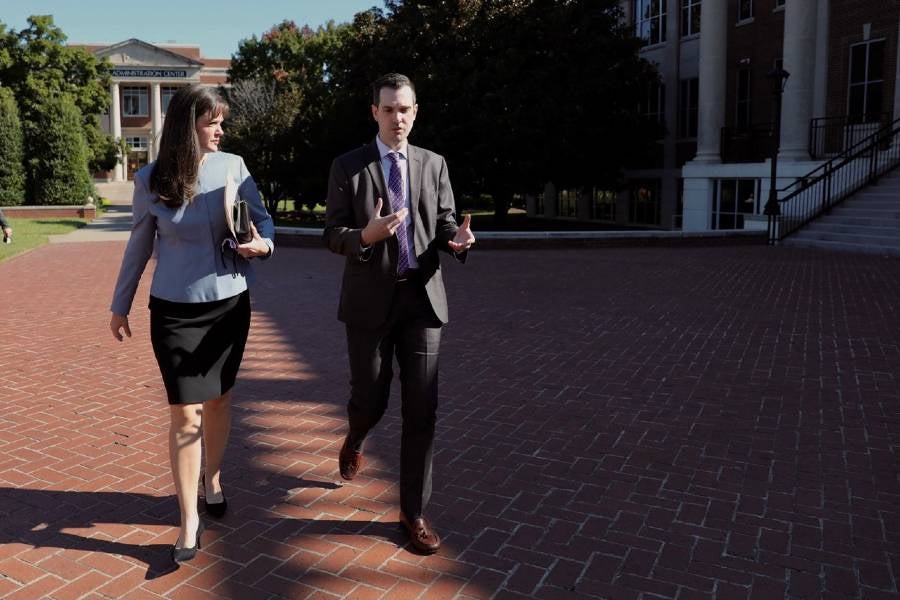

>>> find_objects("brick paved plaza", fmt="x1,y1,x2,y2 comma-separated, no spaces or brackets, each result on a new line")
0,241,898,599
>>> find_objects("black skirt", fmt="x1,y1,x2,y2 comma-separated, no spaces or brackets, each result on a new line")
149,290,250,405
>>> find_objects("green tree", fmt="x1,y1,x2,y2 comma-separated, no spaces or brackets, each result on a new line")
29,94,94,205
374,0,661,222
221,79,302,215
0,16,113,202
0,86,26,206
230,19,361,208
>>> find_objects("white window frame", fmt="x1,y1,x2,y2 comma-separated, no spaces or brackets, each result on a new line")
125,136,148,151
712,178,758,230
847,39,886,124
161,86,179,115
122,86,149,117
681,0,701,38
635,0,667,47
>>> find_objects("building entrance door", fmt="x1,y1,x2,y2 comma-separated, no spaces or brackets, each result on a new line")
127,150,148,180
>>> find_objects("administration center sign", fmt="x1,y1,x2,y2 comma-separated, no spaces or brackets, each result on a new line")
111,68,188,78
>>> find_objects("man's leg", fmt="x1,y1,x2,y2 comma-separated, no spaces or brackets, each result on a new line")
344,325,395,450
395,321,441,518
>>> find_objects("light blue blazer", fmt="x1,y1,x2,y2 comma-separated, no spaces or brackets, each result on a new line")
110,151,274,316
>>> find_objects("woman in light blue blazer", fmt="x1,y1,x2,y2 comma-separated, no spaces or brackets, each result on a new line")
109,85,274,564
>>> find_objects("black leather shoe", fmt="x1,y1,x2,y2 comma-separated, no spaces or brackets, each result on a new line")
202,476,228,519
399,512,441,554
172,520,205,564
339,434,364,480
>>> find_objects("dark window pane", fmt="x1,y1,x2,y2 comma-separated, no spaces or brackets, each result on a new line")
848,85,865,121
868,40,885,80
738,180,756,213
682,6,689,36
865,82,883,121
720,182,736,213
850,44,867,84
692,3,701,34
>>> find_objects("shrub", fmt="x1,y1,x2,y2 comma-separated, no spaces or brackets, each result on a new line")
0,88,26,206
27,95,94,205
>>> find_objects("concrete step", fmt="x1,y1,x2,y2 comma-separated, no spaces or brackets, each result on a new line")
790,230,900,247
811,215,899,227
805,222,900,237
783,237,900,256
828,207,900,219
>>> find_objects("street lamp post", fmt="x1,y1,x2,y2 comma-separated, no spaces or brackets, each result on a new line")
764,68,790,243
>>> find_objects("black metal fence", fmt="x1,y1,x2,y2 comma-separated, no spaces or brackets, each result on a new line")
808,112,893,159
720,123,776,163
769,117,900,244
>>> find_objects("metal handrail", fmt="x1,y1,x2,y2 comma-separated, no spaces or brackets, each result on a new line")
769,116,900,243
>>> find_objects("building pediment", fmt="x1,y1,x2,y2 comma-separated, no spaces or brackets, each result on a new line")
94,39,203,68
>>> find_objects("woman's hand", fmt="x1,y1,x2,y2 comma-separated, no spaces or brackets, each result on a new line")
110,314,131,342
236,222,271,258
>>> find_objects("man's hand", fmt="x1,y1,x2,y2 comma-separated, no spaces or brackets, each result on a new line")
361,198,409,246
110,314,131,342
236,221,270,258
448,213,475,253
2,227,11,238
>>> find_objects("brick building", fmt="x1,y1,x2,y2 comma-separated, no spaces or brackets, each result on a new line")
71,39,230,181
533,0,900,231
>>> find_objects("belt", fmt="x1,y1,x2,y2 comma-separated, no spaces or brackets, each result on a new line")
396,269,421,283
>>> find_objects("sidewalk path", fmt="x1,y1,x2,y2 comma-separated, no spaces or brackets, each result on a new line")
49,181,135,244
0,240,898,599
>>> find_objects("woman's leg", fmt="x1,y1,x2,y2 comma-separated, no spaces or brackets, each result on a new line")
169,403,203,548
202,391,231,501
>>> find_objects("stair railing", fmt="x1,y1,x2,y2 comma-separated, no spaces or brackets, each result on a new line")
768,116,900,244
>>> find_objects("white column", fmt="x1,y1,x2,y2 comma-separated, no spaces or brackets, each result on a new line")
150,82,162,161
779,0,818,160
894,12,900,120
110,82,124,182
693,0,728,163
812,0,830,119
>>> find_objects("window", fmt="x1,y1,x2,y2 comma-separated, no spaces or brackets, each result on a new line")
737,0,753,21
682,0,701,37
736,68,752,129
558,189,578,218
125,136,148,150
122,86,148,116
774,0,784,7
592,189,616,221
678,78,699,138
635,0,666,46
629,180,661,225
161,86,179,114
674,179,684,229
712,179,758,229
848,39,885,124
641,82,666,127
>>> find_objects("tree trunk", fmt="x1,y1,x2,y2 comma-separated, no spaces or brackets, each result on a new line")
492,190,511,225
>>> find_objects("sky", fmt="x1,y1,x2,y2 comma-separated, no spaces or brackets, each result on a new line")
3,0,382,57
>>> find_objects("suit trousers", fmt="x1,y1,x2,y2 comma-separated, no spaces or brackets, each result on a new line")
344,278,443,518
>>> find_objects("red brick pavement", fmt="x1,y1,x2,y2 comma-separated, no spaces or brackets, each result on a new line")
0,242,898,599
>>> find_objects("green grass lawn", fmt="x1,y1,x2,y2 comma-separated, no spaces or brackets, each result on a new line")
0,218,88,262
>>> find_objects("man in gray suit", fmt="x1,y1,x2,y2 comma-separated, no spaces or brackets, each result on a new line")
324,73,474,554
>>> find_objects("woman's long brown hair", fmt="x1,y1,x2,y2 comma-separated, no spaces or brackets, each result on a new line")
150,85,228,208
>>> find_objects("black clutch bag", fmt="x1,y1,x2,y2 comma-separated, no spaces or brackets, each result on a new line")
233,199,252,244
225,174,253,244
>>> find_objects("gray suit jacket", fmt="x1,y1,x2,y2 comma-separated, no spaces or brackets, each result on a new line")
324,140,465,328
110,152,274,316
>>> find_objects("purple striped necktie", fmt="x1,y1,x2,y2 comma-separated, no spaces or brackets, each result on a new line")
387,151,410,276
